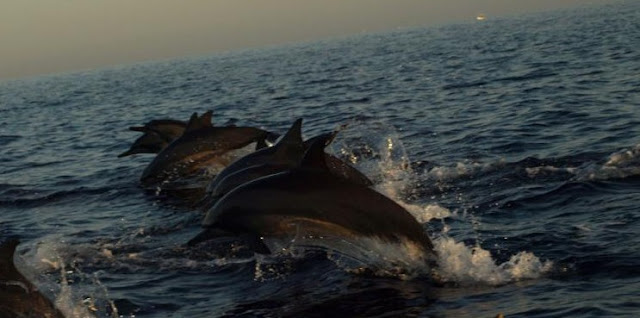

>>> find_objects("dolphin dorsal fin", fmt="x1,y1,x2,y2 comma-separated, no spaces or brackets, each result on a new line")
185,111,213,132
276,119,303,147
308,130,339,148
272,119,304,159
303,123,344,149
200,110,213,127
299,132,334,170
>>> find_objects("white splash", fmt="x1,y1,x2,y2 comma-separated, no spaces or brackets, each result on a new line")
326,237,433,280
574,144,640,181
370,138,452,223
604,144,640,167
55,261,103,318
423,160,504,182
401,202,452,223
329,120,450,223
260,235,433,280
21,239,100,318
526,165,578,178
527,144,640,181
432,236,553,286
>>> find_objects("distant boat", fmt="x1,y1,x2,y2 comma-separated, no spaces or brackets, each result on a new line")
476,14,486,21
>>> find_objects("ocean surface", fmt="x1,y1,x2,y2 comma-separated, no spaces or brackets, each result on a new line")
1,2,639,317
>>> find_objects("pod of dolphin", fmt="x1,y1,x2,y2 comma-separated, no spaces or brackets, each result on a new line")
1,111,438,317
121,111,435,257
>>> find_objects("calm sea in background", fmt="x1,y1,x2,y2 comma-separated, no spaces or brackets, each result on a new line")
1,2,639,317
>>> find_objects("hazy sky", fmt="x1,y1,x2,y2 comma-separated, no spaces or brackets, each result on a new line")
1,0,613,80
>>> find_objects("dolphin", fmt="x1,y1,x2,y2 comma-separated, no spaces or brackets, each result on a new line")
120,111,280,158
203,118,305,196
302,126,373,187
119,116,189,157
118,130,171,157
323,151,373,187
0,239,65,318
129,118,188,141
201,119,373,206
205,163,293,205
188,136,434,260
140,112,273,187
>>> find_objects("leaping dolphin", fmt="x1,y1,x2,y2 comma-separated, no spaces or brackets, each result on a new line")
119,116,189,157
203,118,305,197
118,130,172,157
188,135,434,261
129,118,188,141
140,112,273,187
0,239,65,318
201,119,373,206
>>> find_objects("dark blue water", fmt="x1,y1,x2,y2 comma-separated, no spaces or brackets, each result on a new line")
2,2,639,317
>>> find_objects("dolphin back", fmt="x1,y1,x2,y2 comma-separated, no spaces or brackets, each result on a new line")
140,126,271,186
204,119,305,195
202,169,434,255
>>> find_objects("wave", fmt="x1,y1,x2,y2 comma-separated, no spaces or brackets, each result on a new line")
321,97,372,108
576,143,640,181
1,160,67,174
0,135,22,146
0,186,117,208
442,68,557,90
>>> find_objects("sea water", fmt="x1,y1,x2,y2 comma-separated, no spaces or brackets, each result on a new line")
1,2,639,317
